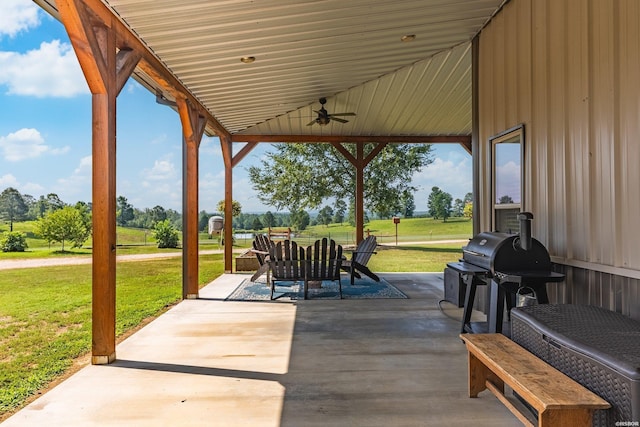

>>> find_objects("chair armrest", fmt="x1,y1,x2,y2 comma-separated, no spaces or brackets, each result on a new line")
250,249,270,255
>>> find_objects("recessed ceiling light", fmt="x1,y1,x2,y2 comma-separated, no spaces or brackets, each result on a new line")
401,34,416,42
240,56,256,63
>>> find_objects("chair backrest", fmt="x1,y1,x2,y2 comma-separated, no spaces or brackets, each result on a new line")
269,240,305,280
252,234,274,266
353,235,377,265
306,238,342,281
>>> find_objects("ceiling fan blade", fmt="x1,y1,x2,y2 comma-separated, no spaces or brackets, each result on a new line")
306,119,317,126
329,112,356,117
331,117,349,124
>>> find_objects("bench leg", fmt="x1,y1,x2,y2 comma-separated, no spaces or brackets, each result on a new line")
538,408,593,427
468,351,503,398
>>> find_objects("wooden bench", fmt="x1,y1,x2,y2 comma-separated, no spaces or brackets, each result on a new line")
460,333,610,427
268,227,291,240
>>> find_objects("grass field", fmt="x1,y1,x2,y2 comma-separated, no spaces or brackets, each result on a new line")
0,216,471,419
0,216,471,258
0,254,224,419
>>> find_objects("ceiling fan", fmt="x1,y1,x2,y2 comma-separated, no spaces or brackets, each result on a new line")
306,97,356,126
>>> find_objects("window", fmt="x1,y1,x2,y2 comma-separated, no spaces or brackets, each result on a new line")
490,125,524,233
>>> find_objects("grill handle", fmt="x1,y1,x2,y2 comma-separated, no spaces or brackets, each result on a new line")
518,212,534,251
462,249,486,257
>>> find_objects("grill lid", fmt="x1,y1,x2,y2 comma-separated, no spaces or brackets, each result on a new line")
463,231,551,273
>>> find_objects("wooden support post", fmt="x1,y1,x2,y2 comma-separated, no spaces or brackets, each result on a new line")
220,136,234,273
331,141,387,245
355,143,365,244
177,98,205,299
58,0,140,364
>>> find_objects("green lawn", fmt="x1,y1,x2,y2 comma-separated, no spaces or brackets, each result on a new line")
0,254,224,418
0,216,470,419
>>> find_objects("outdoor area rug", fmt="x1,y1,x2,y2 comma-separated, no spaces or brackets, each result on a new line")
226,276,408,301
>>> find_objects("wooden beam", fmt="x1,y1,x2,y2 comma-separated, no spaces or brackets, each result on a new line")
115,48,141,95
231,141,259,168
59,0,133,365
58,0,230,140
330,142,357,165
220,136,234,273
355,144,365,244
58,0,108,94
232,134,471,144
363,142,389,167
471,35,481,235
460,140,472,155
177,97,205,300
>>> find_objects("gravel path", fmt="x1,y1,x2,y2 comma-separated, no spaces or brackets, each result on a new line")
0,249,241,271
0,240,467,271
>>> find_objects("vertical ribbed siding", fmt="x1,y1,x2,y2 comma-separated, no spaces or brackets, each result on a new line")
478,0,640,318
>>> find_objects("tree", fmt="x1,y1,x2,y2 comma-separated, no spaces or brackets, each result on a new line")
400,190,416,218
152,219,180,248
463,201,473,219
463,192,473,204
333,199,346,224
262,211,276,228
46,193,65,212
116,196,134,226
317,205,334,227
499,195,514,204
427,186,453,222
35,206,92,251
248,143,433,215
216,199,242,218
0,187,28,231
252,217,263,230
452,198,465,217
291,209,310,231
150,205,167,225
1,231,28,252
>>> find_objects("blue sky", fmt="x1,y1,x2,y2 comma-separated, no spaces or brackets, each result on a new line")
0,0,472,214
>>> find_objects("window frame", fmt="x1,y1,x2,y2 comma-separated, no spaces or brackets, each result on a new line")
490,124,525,232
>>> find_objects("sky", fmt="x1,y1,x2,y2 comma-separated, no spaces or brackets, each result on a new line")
0,0,472,214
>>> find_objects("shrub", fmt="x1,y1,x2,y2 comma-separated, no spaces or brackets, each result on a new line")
152,219,180,248
1,231,28,252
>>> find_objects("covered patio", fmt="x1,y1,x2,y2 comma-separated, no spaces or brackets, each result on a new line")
2,273,518,426
12,0,639,423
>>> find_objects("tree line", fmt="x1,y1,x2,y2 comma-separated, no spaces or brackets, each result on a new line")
427,187,473,222
0,188,182,252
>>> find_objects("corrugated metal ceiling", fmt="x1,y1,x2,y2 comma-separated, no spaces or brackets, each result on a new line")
50,0,506,137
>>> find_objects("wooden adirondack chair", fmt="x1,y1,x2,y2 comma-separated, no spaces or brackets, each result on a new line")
250,234,275,282
267,239,305,299
341,235,380,285
305,238,343,299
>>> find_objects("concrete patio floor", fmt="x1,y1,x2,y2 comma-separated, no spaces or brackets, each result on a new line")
2,273,518,426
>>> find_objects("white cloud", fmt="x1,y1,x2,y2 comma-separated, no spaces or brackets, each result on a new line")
0,173,44,195
0,173,19,187
0,40,88,97
496,161,521,203
56,155,92,200
142,159,177,182
0,128,70,161
0,0,40,38
412,154,472,210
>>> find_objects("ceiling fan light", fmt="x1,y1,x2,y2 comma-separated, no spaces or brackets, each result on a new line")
401,34,416,42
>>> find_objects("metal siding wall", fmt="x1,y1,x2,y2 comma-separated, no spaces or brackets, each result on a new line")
478,0,640,318
618,0,640,269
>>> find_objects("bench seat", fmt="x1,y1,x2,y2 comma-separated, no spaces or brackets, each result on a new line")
460,333,610,427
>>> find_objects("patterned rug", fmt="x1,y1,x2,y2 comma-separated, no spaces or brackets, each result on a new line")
226,276,408,301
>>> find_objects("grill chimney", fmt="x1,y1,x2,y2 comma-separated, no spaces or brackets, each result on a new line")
518,212,534,251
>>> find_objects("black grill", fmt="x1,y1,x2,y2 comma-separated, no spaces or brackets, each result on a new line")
462,231,551,275
447,212,564,334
